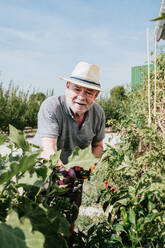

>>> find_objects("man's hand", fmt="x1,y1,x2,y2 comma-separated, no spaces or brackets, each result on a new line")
56,159,64,168
73,164,97,179
57,163,97,186
92,140,103,158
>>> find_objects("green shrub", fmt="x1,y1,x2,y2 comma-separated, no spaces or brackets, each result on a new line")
0,82,53,131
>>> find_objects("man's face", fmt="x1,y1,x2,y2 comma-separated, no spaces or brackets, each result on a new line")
66,82,99,116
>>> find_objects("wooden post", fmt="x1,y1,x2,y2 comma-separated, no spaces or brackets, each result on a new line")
153,35,157,117
147,28,151,127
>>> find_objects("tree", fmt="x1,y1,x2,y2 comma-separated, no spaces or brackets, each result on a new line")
109,85,127,120
24,92,46,128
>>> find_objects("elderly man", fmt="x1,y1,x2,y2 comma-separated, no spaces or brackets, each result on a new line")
34,61,105,234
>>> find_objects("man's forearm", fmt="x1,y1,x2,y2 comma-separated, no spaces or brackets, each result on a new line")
92,144,103,158
92,139,104,158
40,149,56,160
40,137,57,160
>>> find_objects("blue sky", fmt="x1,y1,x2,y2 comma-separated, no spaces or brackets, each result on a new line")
0,0,163,95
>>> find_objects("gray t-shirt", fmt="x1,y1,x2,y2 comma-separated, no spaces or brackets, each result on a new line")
34,95,105,164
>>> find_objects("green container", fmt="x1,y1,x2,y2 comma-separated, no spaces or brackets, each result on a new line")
131,64,154,87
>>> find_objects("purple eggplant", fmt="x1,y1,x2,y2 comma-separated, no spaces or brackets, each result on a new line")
67,168,76,179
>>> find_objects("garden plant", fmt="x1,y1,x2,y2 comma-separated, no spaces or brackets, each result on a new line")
0,51,165,247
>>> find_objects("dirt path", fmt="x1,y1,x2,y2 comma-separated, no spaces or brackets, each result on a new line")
0,133,120,156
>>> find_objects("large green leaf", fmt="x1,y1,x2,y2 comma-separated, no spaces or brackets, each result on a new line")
0,134,8,146
19,152,40,173
0,161,20,184
53,216,70,238
0,211,44,248
9,125,30,152
66,146,99,170
15,204,69,248
0,222,28,248
129,208,136,226
0,152,39,185
17,171,43,187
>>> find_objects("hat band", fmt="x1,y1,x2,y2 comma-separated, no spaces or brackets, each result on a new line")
70,76,100,87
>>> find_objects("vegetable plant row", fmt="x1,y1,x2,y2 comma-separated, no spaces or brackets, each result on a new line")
0,125,98,248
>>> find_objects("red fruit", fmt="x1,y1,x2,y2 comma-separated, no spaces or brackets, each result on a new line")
137,194,141,198
104,181,109,188
74,166,81,171
110,187,115,193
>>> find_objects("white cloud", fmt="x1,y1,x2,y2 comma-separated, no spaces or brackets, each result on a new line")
0,26,39,42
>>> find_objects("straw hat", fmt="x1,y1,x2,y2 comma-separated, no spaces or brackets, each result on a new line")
60,61,103,91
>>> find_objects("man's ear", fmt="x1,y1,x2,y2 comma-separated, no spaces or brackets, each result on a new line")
66,81,70,89
95,91,99,99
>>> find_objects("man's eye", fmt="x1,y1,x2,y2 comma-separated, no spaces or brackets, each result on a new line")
75,88,81,91
86,92,93,96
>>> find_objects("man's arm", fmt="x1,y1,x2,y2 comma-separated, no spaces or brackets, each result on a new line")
40,137,64,167
92,140,104,158
40,137,57,160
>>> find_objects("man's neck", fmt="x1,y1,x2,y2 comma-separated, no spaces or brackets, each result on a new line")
71,109,86,128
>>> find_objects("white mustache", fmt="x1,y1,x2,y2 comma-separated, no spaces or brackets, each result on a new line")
74,100,87,105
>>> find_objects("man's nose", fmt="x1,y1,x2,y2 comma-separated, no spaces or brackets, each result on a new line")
78,90,86,98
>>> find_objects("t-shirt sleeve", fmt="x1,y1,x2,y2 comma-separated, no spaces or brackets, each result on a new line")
94,107,105,142
37,97,60,138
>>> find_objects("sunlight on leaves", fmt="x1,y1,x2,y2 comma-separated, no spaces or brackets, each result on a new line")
66,146,99,170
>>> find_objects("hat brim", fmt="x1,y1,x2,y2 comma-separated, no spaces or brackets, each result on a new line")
59,77,103,92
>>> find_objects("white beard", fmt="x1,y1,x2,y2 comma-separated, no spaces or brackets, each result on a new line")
65,93,90,116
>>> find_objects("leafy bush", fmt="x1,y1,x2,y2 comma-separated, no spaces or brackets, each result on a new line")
79,52,165,247
97,86,127,127
0,125,99,248
0,82,53,132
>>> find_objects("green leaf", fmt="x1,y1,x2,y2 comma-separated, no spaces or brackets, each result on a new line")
66,146,99,170
129,208,136,226
0,161,20,184
144,212,162,224
0,223,28,248
0,134,8,146
54,216,70,238
103,200,109,212
17,171,43,187
49,150,62,168
47,184,70,196
15,204,69,248
121,207,128,225
148,201,156,213
115,163,128,171
9,125,30,152
0,152,39,185
19,152,40,173
151,13,165,21
114,197,130,207
0,211,44,248
114,224,126,233
137,217,144,230
111,234,123,244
